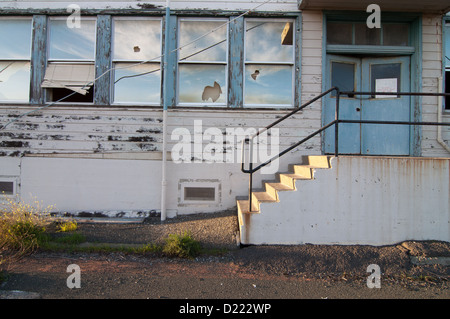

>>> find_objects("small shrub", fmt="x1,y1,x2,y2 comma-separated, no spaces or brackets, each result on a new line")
162,231,202,258
57,220,78,233
0,194,54,271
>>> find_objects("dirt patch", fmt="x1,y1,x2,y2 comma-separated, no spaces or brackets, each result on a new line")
75,210,240,250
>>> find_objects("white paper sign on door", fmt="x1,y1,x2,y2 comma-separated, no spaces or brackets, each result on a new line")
375,78,397,98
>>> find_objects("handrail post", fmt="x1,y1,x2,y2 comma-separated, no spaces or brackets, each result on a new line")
248,137,254,212
334,88,340,157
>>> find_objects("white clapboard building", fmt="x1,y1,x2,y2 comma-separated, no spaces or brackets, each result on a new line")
0,1,449,245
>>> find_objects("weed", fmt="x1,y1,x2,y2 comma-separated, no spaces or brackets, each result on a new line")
52,233,86,245
57,220,78,233
1,194,55,271
162,231,202,259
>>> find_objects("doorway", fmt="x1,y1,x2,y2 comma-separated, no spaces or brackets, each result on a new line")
323,54,411,155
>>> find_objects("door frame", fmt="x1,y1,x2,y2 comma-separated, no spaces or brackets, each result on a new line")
323,55,412,155
321,12,423,156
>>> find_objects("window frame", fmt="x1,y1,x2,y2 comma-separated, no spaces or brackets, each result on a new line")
0,16,33,104
45,16,97,104
176,17,229,107
111,16,163,106
444,18,450,111
243,17,296,109
0,13,302,110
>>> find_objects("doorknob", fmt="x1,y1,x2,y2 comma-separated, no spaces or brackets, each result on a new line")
356,107,361,112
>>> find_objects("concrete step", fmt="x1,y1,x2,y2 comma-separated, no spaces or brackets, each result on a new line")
237,199,259,215
251,191,277,210
302,155,332,168
265,182,295,200
278,173,311,188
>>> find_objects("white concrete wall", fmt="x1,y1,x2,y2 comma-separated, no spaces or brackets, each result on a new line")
241,156,450,245
19,157,163,216
0,155,247,217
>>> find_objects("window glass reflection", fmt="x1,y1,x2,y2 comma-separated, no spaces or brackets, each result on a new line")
49,19,96,60
245,21,294,62
178,64,226,104
0,19,32,59
0,61,31,101
113,63,161,104
113,19,161,61
179,20,227,62
244,64,292,106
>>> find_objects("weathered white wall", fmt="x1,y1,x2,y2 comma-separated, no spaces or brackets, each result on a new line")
299,10,323,153
0,106,315,216
241,156,450,245
19,157,163,216
0,0,299,11
421,14,450,157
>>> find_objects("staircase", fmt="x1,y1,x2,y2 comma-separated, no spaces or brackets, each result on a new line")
237,155,332,245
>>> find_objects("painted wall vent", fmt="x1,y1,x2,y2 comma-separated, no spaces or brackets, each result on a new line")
184,187,216,201
0,180,15,195
179,179,221,205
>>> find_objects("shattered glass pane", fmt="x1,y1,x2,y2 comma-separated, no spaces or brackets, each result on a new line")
245,20,294,62
178,64,226,104
113,19,161,61
49,19,96,60
0,19,32,59
244,64,292,106
179,20,227,62
0,61,31,101
113,63,161,104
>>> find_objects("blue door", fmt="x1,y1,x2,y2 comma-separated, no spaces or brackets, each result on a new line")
324,55,411,155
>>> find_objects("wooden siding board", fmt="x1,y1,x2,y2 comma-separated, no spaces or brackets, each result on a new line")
30,15,47,105
228,16,244,108
164,14,177,108
0,1,299,12
420,14,450,157
94,15,112,105
294,14,302,108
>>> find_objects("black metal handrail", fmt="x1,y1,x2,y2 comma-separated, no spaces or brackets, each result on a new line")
241,89,450,212
240,87,340,211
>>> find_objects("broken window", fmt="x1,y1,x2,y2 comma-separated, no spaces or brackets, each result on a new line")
44,17,96,103
112,17,162,104
0,18,32,102
244,19,294,108
178,18,227,106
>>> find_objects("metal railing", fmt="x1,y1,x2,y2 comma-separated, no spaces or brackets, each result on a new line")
241,88,450,212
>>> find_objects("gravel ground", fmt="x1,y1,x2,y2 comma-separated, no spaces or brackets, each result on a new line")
1,211,449,299
72,211,450,282
75,210,240,250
